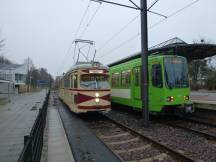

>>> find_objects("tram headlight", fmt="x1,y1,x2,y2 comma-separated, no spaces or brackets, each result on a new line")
95,98,100,103
95,92,100,97
167,96,174,102
184,95,189,101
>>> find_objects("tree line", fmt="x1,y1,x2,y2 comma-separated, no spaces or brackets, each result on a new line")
189,38,216,90
23,58,54,88
189,57,216,90
0,55,53,88
27,65,53,88
0,36,53,88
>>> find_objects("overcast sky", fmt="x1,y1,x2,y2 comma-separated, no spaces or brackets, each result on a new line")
0,0,215,76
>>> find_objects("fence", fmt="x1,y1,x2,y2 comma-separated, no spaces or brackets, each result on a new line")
18,90,50,162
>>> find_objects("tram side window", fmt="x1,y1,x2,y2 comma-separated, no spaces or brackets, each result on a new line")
112,73,120,87
74,75,78,88
121,70,131,88
64,76,70,88
134,67,140,86
152,64,163,88
70,75,73,88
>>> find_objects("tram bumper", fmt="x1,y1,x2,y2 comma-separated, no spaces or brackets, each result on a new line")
181,102,195,113
162,102,194,114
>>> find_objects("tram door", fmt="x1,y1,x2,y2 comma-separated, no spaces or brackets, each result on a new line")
71,73,78,105
132,67,141,108
70,74,74,105
149,63,164,111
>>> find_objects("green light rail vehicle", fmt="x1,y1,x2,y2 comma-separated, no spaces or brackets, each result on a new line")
108,38,201,115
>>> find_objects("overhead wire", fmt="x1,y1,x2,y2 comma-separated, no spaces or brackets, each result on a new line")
58,0,201,75
98,0,201,60
72,1,92,60
79,2,102,39
57,1,91,75
98,32,140,59
74,1,91,39
97,14,140,52
149,0,200,29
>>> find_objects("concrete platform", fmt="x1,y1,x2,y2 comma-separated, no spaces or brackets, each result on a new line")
47,95,75,162
191,91,216,110
0,90,46,162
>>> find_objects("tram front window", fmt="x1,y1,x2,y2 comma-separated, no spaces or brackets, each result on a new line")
80,74,109,89
164,57,189,88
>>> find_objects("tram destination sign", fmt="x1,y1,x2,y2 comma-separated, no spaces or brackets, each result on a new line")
89,70,104,74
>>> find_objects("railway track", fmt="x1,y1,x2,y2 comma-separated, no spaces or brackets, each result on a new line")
88,114,195,162
182,116,216,128
161,117,216,141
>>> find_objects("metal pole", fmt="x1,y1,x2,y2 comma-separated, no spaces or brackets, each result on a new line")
27,57,30,92
8,82,10,102
140,0,149,127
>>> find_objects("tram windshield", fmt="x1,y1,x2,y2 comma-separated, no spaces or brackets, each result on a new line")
164,57,189,88
80,74,110,89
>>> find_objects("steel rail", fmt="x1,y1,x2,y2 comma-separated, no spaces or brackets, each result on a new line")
182,117,216,128
92,133,124,162
163,121,216,141
100,114,196,162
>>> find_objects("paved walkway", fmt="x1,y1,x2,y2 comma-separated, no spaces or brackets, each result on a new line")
0,90,47,162
47,95,75,162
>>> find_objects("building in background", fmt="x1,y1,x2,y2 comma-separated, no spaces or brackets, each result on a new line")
0,64,27,95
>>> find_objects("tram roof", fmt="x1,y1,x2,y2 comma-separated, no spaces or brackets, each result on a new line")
66,61,108,73
108,42,216,67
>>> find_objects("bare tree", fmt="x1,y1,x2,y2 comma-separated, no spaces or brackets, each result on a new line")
189,37,216,90
0,34,12,64
0,39,4,50
23,57,35,91
0,55,12,64
0,32,5,53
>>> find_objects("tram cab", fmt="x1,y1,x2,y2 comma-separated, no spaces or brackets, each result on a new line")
149,55,194,114
59,62,111,113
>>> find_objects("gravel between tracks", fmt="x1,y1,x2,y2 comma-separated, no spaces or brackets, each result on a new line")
103,110,216,162
173,120,216,135
88,120,177,162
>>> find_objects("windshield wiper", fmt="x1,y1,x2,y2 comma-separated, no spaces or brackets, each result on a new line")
165,69,172,89
94,79,98,89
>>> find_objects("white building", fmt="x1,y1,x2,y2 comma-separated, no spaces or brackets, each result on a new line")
0,64,27,94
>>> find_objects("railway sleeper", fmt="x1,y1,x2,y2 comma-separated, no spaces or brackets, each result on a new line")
115,144,151,154
107,137,140,145
126,153,168,162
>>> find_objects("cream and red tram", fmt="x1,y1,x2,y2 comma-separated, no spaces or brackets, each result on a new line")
59,62,111,113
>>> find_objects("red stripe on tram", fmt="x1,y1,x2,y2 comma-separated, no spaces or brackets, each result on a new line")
78,105,110,110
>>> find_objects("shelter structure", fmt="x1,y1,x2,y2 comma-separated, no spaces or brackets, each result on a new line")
109,37,216,67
